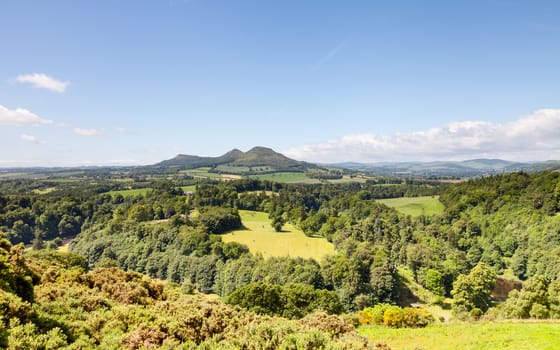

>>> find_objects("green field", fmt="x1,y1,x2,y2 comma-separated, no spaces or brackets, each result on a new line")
182,167,226,179
221,210,335,260
250,172,311,183
359,321,560,350
181,185,197,192
32,187,57,194
377,196,444,217
107,188,151,197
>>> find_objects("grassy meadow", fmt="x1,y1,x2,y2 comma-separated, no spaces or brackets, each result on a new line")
250,172,312,183
377,196,444,217
221,210,335,260
107,188,151,197
359,321,560,350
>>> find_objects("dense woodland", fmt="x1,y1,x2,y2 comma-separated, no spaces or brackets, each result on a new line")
1,170,560,348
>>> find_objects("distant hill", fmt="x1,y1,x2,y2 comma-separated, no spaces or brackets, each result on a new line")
330,159,560,178
155,146,316,173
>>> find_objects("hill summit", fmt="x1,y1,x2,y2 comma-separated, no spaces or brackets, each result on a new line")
155,146,313,172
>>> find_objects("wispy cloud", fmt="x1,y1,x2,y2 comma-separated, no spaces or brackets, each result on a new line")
15,73,70,93
0,104,53,126
20,134,46,144
283,109,560,163
73,127,101,136
312,39,348,71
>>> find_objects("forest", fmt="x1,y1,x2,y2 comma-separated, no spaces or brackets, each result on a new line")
1,170,560,348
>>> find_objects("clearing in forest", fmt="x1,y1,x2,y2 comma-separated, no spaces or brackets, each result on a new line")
221,210,335,260
377,196,444,217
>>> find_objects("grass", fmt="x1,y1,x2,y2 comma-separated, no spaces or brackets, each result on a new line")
377,196,444,217
359,321,560,350
220,210,335,260
32,187,57,194
249,172,311,183
108,188,151,197
183,168,224,179
215,165,251,173
180,185,197,192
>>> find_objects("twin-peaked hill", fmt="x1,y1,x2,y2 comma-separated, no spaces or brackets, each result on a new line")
155,146,316,173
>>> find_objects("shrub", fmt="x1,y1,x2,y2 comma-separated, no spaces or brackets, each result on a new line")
299,311,355,337
529,303,549,319
357,304,434,328
357,304,392,325
383,306,403,328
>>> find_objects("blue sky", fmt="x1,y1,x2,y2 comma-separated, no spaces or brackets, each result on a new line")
1,0,560,166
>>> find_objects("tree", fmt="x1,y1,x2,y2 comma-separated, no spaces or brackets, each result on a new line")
452,263,496,312
501,275,550,319
425,269,444,296
271,215,285,232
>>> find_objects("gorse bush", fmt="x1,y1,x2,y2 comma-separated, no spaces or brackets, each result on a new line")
357,304,435,328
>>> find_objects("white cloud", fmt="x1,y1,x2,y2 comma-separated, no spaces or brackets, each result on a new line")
16,73,70,93
20,134,46,144
283,109,560,163
73,127,101,136
0,104,53,126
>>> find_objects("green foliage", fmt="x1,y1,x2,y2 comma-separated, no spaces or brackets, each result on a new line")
225,281,343,319
0,239,36,302
425,269,444,296
195,206,241,234
498,275,560,319
452,263,496,313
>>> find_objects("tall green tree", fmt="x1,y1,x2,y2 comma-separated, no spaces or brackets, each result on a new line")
452,263,496,313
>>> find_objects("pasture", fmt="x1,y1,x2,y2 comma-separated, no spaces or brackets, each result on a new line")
359,321,560,350
377,196,444,217
220,210,335,260
107,188,151,197
250,172,311,183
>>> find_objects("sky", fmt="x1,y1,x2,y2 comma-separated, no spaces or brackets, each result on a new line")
1,0,560,167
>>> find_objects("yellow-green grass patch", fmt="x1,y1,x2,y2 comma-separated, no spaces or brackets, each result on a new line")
32,187,57,194
181,185,197,192
108,188,151,197
377,196,444,217
221,210,335,260
359,321,560,350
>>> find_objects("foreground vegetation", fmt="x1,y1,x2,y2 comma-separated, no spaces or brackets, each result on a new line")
0,241,377,349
